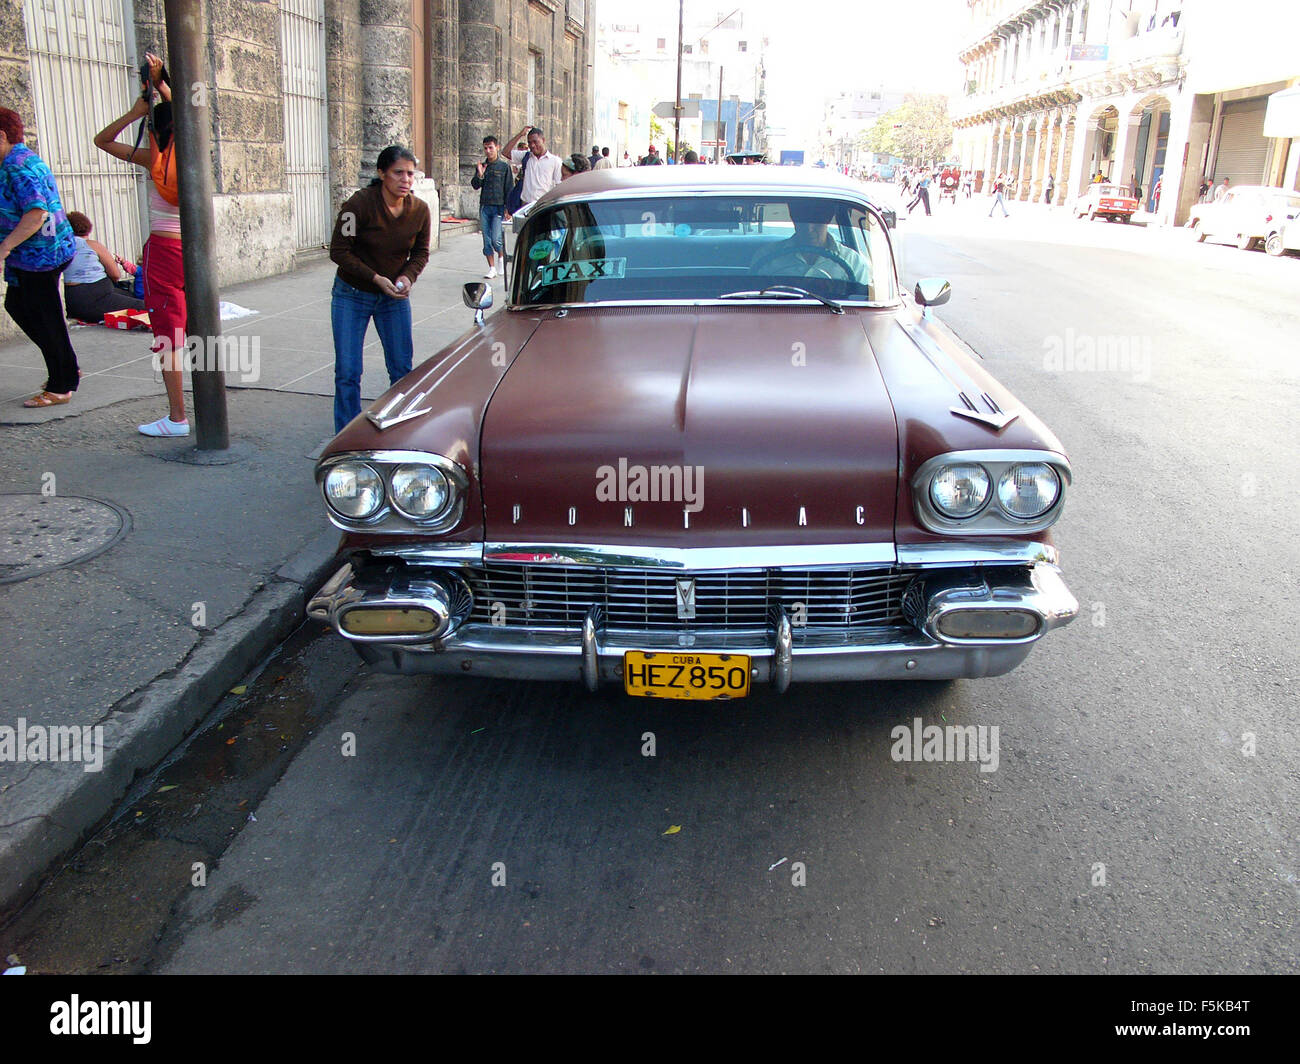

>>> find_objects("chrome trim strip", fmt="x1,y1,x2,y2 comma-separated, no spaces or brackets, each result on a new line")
896,540,1059,567
507,298,901,311
537,185,888,211
361,540,1058,572
361,543,486,564
481,541,897,569
353,631,1038,683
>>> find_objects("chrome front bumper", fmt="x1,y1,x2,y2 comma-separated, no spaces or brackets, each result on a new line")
307,560,1077,688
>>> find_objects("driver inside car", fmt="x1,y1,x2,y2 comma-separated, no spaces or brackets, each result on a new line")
750,199,872,285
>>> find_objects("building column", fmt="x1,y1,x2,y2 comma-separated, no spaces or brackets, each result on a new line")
1040,108,1060,203
1164,91,1214,227
1112,104,1145,198
1014,120,1032,198
1051,108,1070,204
1064,105,1095,204
359,2,413,184
325,0,366,209
1030,112,1051,201
457,0,496,218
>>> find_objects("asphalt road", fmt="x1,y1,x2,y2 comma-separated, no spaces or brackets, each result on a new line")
11,193,1299,974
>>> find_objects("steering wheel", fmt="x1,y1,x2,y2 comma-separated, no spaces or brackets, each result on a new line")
751,242,857,281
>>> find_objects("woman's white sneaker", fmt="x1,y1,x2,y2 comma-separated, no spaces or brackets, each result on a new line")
138,415,190,437
485,266,496,278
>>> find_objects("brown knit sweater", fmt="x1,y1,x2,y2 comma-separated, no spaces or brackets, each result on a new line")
329,184,431,295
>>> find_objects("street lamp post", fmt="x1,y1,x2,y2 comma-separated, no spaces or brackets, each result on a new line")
673,0,684,163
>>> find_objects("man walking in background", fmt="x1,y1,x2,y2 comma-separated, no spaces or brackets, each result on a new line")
989,173,1010,218
472,134,513,278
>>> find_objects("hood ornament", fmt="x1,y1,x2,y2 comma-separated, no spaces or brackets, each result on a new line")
676,577,697,620
366,390,433,430
950,390,1018,431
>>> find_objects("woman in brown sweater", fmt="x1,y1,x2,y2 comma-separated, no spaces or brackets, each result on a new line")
328,145,431,432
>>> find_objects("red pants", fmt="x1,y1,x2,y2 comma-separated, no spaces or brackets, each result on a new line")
142,234,186,356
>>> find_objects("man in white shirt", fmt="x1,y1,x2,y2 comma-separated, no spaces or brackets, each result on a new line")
594,147,614,170
508,125,563,210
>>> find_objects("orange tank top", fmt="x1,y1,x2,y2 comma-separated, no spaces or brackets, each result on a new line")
150,134,179,206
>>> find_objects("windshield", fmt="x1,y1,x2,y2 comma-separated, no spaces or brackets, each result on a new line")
1096,185,1127,197
512,195,897,306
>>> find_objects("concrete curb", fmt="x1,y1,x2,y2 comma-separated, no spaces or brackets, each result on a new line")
0,528,341,919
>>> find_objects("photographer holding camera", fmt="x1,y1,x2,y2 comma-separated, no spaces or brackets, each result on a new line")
93,50,191,437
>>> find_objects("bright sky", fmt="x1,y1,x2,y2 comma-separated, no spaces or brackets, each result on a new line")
598,0,970,147
748,0,969,144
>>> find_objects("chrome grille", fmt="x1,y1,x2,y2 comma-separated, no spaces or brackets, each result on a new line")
465,564,913,632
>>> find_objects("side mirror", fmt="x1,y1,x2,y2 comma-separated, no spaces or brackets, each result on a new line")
463,282,492,326
881,207,897,229
914,278,951,309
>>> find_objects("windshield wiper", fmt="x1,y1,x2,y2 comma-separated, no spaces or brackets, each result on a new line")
718,284,844,314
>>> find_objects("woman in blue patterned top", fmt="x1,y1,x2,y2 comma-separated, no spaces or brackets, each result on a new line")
0,107,80,407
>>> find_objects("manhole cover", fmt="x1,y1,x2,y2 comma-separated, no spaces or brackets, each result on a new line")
0,494,130,584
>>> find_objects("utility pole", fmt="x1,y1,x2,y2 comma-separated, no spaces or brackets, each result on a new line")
164,0,228,451
673,0,684,163
716,66,724,163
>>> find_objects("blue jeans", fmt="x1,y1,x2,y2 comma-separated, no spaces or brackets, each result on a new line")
480,204,504,256
331,276,413,432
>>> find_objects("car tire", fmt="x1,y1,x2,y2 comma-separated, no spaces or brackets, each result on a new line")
1265,232,1285,257
1194,220,1207,242
1236,233,1256,251
1120,214,1130,224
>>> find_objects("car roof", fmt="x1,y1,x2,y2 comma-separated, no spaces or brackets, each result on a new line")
531,164,877,212
1227,185,1296,195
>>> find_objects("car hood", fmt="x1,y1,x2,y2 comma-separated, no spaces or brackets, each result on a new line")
479,306,901,548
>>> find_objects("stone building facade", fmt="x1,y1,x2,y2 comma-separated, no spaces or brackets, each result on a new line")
0,0,591,339
952,0,1300,224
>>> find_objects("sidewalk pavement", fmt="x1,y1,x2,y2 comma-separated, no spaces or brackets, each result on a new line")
0,230,493,916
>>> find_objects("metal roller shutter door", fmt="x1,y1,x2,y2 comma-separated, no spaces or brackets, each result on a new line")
1214,100,1269,186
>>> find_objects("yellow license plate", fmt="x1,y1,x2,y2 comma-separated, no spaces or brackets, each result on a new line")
623,651,751,700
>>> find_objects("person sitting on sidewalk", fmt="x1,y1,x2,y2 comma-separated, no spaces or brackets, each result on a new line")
62,211,145,322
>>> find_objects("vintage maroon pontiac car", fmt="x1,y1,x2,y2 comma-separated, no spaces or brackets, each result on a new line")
308,166,1076,699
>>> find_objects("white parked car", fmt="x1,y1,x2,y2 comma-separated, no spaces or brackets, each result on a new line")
1191,186,1300,252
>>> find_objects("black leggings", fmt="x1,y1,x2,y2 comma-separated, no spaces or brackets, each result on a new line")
64,275,145,322
5,263,80,393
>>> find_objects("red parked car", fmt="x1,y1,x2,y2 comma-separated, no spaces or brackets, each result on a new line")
1073,182,1138,222
309,167,1077,699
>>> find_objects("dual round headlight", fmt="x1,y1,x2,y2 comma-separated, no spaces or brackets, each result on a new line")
323,461,451,522
929,461,1060,520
